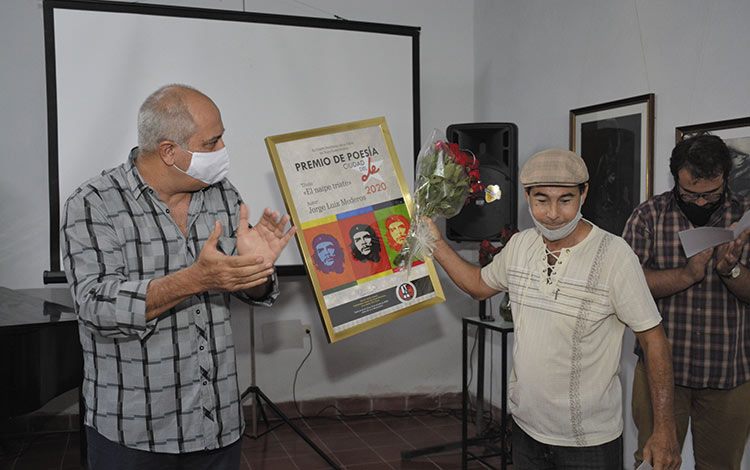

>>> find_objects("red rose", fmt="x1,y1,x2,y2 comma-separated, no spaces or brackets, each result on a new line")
499,227,518,243
447,142,461,157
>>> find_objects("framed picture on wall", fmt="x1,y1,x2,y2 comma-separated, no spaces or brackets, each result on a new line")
676,116,750,198
265,117,445,343
570,94,654,235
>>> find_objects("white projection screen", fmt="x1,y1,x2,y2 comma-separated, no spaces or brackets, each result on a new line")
43,0,419,280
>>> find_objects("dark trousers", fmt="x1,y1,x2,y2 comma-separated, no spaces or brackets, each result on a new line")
512,419,622,470
85,426,243,470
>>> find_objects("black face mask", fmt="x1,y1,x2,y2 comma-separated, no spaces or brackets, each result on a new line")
674,187,724,227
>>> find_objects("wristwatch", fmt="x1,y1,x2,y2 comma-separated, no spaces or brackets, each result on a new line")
720,264,742,279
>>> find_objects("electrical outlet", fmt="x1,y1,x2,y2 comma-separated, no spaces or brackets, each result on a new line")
260,319,307,351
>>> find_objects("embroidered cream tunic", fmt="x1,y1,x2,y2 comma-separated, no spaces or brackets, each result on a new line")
481,223,661,447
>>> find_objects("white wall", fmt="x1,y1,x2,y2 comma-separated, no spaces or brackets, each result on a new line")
224,0,478,404
475,0,750,468
0,0,477,412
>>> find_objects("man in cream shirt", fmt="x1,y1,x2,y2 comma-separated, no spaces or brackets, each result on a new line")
426,149,680,469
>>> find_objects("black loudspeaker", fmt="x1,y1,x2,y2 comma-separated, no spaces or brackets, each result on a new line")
445,123,518,242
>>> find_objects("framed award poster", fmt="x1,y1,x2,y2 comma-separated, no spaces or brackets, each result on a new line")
266,117,445,342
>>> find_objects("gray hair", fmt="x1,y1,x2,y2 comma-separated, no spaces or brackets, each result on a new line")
137,84,198,152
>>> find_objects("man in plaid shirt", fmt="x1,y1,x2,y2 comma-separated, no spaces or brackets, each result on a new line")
62,84,295,469
623,134,750,469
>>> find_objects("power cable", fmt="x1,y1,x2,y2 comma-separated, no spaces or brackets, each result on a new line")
292,327,313,418
287,325,480,423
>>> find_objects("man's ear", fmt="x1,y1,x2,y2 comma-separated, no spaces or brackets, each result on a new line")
580,183,590,205
158,140,178,166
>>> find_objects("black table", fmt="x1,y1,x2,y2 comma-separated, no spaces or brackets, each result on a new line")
462,316,514,469
0,287,84,460
0,287,82,418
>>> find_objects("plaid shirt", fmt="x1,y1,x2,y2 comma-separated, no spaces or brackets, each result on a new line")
61,149,278,453
623,190,750,389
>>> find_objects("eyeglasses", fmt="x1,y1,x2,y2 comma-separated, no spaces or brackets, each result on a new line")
677,184,724,203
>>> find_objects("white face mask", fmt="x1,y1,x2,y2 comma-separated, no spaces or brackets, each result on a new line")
175,145,230,185
528,200,583,241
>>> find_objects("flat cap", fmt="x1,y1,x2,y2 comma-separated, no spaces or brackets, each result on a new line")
519,148,589,188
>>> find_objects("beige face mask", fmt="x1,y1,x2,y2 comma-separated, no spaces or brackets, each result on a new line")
527,201,583,241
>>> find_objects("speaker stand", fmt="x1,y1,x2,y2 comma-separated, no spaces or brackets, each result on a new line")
241,306,340,469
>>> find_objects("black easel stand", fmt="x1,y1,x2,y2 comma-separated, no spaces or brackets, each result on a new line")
241,386,340,469
242,307,340,469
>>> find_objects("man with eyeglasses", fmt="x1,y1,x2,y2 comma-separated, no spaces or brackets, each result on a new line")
623,134,750,469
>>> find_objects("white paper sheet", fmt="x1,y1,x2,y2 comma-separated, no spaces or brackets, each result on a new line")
678,210,750,257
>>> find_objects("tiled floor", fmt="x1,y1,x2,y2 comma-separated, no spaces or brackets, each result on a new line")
0,412,509,469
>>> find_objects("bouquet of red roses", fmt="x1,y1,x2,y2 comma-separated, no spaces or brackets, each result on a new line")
412,137,483,220
397,130,487,271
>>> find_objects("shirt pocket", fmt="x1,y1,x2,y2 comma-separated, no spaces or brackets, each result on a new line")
121,224,187,276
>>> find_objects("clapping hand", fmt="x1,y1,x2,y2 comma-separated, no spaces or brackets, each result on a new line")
236,203,296,265
192,204,295,293
194,220,274,292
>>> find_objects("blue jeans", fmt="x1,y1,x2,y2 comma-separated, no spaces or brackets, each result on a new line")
512,419,622,470
85,426,242,470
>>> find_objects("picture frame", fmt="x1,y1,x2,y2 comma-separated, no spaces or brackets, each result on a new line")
570,93,654,236
265,117,445,343
675,117,750,198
